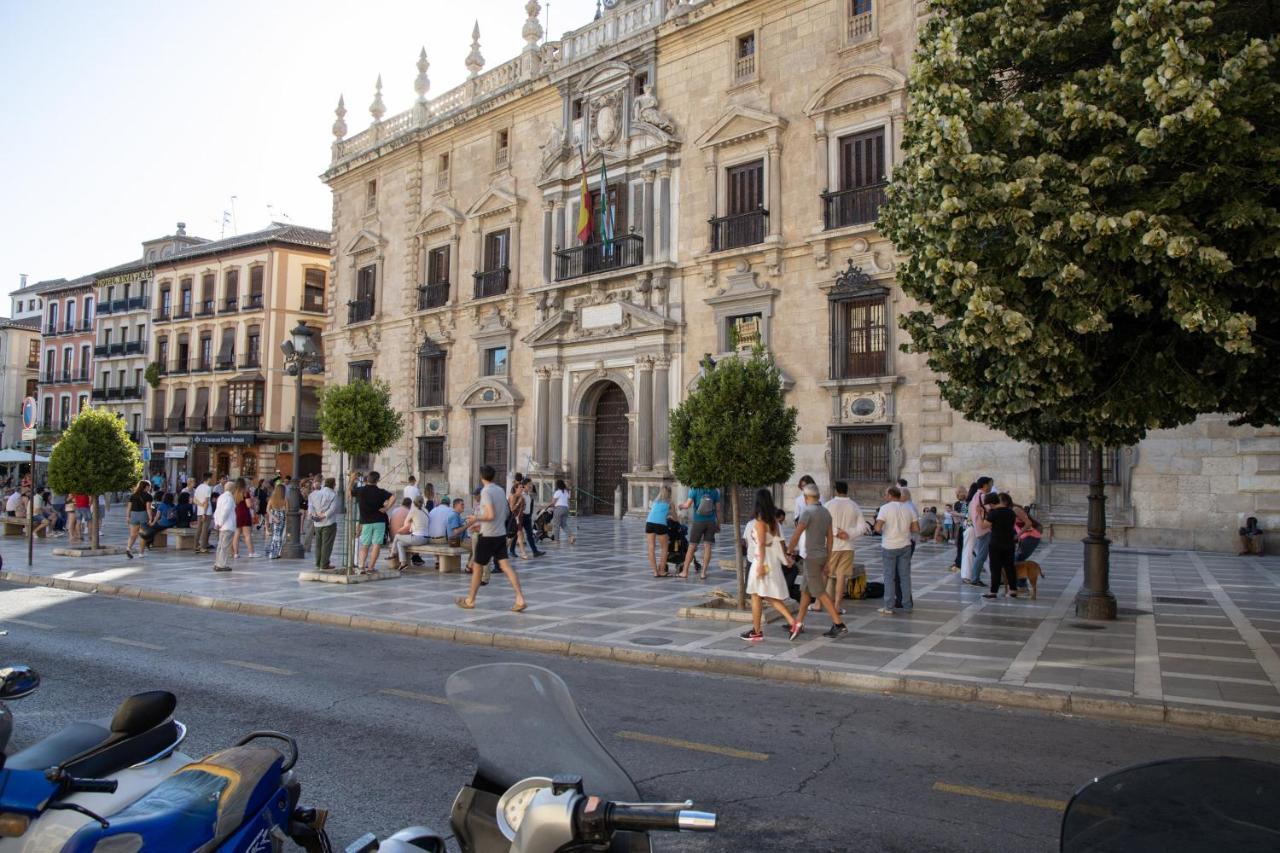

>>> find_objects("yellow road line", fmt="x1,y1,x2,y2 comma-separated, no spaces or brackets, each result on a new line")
615,730,769,762
223,659,295,676
933,782,1066,812
379,688,449,705
102,636,163,650
6,618,53,629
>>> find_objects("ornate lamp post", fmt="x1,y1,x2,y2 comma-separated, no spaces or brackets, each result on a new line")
280,322,322,559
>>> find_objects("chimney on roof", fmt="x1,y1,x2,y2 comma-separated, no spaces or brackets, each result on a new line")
176,222,187,236
19,274,27,289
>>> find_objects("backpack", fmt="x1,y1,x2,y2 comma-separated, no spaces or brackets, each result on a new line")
865,581,885,599
696,491,716,517
846,574,867,600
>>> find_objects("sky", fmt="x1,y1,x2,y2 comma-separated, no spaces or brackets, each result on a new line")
0,0,601,302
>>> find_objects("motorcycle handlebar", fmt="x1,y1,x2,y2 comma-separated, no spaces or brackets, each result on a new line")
601,803,717,834
66,777,118,794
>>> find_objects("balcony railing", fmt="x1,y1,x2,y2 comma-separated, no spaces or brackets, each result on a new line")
230,414,261,432
125,341,144,355
194,361,212,373
734,52,756,81
417,282,449,310
61,324,75,334
186,416,208,432
60,372,71,383
110,299,128,313
43,370,55,384
554,234,644,281
195,299,215,317
347,297,375,325
174,307,192,320
289,416,320,434
149,418,166,434
155,362,168,376
170,361,190,375
97,302,113,316
215,357,236,371
154,307,171,322
108,343,126,356
473,267,510,299
93,344,109,357
710,209,768,252
105,388,122,400
91,388,108,401
78,369,89,382
80,320,93,331
127,295,149,310
165,417,185,432
244,293,264,310
822,183,887,230
847,10,874,42
221,297,239,314
121,385,142,400
45,323,57,335
240,355,261,370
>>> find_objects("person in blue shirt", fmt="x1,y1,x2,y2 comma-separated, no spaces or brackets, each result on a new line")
174,492,196,528
645,486,673,578
445,498,468,547
679,485,720,580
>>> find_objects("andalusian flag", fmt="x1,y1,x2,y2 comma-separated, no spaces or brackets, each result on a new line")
599,157,615,250
576,146,593,244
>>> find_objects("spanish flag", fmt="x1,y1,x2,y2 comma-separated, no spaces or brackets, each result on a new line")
576,146,593,244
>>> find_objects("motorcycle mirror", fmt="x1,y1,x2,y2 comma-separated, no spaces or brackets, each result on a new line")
0,704,11,756
0,665,41,700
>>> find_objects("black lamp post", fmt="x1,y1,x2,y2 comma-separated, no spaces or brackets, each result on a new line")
280,322,322,559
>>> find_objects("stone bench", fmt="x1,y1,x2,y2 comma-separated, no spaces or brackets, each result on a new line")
1,517,44,538
404,543,471,574
151,527,198,550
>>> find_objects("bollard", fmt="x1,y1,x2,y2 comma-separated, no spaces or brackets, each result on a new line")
614,485,624,520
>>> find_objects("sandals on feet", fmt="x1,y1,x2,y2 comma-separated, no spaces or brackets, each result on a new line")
455,597,475,609
511,603,527,613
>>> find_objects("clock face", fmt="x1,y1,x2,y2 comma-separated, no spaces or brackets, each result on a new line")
602,0,619,8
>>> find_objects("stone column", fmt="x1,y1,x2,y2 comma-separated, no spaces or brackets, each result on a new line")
534,366,550,468
658,170,671,259
636,356,654,471
542,201,554,284
653,355,670,473
642,171,656,264
449,233,461,305
767,142,782,239
704,153,718,252
548,367,564,469
814,128,829,231
509,215,521,292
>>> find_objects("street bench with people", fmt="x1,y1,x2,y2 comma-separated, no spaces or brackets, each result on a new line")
404,542,470,573
1,517,43,538
150,527,198,550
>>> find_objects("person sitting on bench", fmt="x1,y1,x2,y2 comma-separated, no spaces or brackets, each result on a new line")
1240,517,1265,556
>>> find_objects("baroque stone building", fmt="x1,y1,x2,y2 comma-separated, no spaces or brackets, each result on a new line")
321,0,1276,550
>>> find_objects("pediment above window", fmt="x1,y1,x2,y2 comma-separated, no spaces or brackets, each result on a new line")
695,106,787,150
524,290,676,348
343,229,386,257
465,178,521,220
804,66,906,119
415,202,464,236
458,377,523,410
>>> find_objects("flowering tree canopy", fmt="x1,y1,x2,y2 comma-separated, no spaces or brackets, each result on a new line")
879,0,1279,447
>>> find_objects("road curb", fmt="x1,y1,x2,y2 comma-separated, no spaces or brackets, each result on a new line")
4,570,1277,740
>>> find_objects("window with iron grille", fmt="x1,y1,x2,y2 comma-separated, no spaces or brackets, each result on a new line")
417,437,445,473
1042,444,1121,484
303,269,325,311
348,361,372,383
832,428,891,482
829,289,888,379
417,348,446,407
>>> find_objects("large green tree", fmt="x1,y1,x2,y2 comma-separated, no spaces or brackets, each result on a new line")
671,348,798,608
47,408,142,550
317,380,404,570
880,0,1278,616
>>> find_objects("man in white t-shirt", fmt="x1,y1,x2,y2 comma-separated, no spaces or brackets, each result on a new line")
211,480,238,572
403,475,422,504
193,472,214,554
874,485,919,616
389,497,431,571
825,480,866,613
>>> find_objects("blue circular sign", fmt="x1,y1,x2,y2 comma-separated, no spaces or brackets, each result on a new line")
21,397,36,431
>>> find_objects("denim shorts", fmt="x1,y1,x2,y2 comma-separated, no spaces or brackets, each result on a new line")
128,510,149,526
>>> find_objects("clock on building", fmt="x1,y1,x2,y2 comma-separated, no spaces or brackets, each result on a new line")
602,0,620,9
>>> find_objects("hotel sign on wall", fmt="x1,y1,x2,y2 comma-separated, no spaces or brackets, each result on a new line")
96,268,152,288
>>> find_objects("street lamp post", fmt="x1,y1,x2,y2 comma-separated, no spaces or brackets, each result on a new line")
280,322,322,560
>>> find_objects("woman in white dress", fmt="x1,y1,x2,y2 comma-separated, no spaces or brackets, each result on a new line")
742,488,803,643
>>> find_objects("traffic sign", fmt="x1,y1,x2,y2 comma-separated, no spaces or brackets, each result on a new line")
21,397,36,431
141,447,152,462
21,428,36,442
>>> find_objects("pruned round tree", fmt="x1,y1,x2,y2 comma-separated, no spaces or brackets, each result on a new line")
670,347,799,608
317,380,404,569
879,0,1279,617
46,407,142,550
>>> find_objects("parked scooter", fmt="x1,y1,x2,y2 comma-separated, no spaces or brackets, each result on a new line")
346,663,717,853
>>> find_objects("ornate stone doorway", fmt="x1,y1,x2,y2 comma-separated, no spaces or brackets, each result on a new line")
588,382,629,515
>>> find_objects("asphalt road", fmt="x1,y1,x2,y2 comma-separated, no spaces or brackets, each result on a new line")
2,583,1278,852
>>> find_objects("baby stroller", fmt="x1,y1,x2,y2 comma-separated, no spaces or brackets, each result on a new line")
665,516,701,573
533,507,554,542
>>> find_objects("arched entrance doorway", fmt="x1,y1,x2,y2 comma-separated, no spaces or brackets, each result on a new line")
589,382,629,515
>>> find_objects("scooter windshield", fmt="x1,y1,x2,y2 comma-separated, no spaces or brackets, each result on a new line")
446,663,640,801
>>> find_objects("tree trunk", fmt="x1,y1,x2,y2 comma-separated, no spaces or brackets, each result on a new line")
90,497,99,551
731,487,745,609
1076,444,1117,620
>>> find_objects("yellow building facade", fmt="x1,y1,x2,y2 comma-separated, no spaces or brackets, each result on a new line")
320,0,1277,550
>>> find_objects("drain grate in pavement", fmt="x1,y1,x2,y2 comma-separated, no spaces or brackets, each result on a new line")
1154,596,1210,606
1070,622,1108,631
1118,607,1151,616
631,637,673,646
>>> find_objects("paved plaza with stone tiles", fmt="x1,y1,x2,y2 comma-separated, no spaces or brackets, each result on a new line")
4,514,1279,724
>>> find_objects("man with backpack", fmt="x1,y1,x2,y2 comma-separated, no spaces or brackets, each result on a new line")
679,485,720,580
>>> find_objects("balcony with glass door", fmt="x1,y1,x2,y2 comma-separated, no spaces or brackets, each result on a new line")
554,233,644,281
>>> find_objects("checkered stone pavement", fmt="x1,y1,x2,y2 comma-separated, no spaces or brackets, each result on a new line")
5,513,1279,724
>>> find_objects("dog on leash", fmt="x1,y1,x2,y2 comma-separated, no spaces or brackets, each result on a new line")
1015,560,1046,599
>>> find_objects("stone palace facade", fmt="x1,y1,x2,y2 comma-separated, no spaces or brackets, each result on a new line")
319,0,1277,551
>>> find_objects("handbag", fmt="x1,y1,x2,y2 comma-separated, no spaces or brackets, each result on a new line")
696,491,716,517
847,574,868,600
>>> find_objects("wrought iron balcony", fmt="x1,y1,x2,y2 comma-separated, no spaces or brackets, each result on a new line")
243,293,264,310
44,323,57,335
193,361,212,373
60,371,71,383
97,302,113,316
154,306,171,322
61,324,75,335
347,297,375,325
473,267,510,299
709,209,767,252
215,357,236,371
108,343,126,356
195,299,215,317
105,388,122,400
43,370,55,384
417,282,449,310
289,416,320,434
170,361,189,375
239,355,261,369
174,307,192,320
121,385,142,400
77,369,89,382
554,234,644,281
221,297,239,314
821,183,887,231
127,296,149,310
230,414,261,432
125,341,144,355
93,344,109,357
110,299,128,313
80,320,94,331
150,417,166,434
186,416,207,432
165,417,185,432
90,387,108,401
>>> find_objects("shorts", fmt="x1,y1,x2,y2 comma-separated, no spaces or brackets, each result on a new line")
128,510,149,526
474,534,508,566
802,554,829,597
689,520,717,546
75,508,91,522
645,522,668,535
827,550,857,579
359,522,386,545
